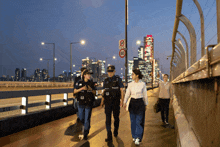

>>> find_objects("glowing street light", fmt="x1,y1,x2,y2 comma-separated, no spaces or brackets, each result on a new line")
41,42,55,81
136,40,141,45
80,40,85,45
70,40,86,81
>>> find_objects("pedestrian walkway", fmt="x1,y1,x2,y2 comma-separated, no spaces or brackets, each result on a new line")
0,88,176,147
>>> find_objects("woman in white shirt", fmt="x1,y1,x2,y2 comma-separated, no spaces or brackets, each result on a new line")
158,74,173,126
123,69,148,146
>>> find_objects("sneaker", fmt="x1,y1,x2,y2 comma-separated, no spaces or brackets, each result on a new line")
165,121,169,125
135,138,140,146
133,138,136,142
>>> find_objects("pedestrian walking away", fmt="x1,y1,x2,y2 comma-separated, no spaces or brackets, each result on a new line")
157,74,173,127
73,69,96,140
73,67,87,123
123,68,148,146
100,65,124,142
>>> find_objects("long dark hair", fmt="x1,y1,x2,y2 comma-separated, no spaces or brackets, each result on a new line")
133,68,143,79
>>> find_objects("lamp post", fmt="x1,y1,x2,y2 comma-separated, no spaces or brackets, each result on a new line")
70,40,85,82
40,58,57,78
41,42,55,82
105,56,116,73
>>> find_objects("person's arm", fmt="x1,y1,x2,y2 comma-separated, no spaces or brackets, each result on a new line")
73,87,84,94
118,78,125,106
143,83,148,106
157,82,160,97
73,81,86,94
100,81,105,107
123,83,131,105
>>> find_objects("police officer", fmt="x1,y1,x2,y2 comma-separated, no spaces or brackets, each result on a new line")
74,69,96,140
73,67,87,123
100,65,124,142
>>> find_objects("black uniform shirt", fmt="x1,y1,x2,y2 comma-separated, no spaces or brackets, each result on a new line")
102,75,124,89
75,79,96,106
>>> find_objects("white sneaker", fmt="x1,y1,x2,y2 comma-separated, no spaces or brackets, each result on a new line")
133,138,136,142
135,138,140,145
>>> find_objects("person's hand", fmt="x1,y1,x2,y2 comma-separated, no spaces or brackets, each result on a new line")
87,85,92,91
100,101,104,108
170,99,173,104
120,101,123,107
123,104,126,109
81,86,87,91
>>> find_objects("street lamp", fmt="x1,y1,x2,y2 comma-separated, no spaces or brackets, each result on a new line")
70,40,86,81
136,40,141,45
105,56,116,73
39,57,57,79
41,42,55,82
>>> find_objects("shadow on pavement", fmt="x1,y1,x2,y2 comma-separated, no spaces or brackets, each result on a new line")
115,136,124,147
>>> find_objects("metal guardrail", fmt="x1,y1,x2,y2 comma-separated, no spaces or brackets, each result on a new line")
0,88,103,115
0,81,73,88
172,43,220,83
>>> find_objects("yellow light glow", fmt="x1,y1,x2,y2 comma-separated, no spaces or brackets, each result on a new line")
136,40,141,45
80,40,85,45
41,42,45,45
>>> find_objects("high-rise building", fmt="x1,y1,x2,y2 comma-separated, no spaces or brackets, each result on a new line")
138,46,144,59
92,62,99,82
128,60,134,82
34,68,41,82
42,69,48,81
15,68,20,81
21,68,27,81
82,57,92,71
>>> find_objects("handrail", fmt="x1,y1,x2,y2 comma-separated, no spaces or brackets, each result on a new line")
172,43,220,83
0,88,103,117
0,81,73,88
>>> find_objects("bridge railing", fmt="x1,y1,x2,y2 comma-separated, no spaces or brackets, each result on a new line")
0,81,73,88
0,88,103,119
170,0,220,147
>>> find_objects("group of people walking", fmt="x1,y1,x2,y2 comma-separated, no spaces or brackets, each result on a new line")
73,65,172,145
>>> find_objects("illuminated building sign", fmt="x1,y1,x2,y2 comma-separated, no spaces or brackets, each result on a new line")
144,35,154,62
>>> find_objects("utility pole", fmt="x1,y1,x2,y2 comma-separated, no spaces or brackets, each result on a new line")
125,0,128,88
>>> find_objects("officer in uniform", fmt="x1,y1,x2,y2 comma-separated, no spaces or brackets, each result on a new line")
100,65,124,142
74,69,96,140
73,67,87,123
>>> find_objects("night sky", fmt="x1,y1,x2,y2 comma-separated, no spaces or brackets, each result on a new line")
0,0,217,77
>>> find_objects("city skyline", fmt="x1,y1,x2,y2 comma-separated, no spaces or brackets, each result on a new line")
0,0,218,77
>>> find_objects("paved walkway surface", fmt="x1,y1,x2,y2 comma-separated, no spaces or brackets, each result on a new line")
0,88,176,147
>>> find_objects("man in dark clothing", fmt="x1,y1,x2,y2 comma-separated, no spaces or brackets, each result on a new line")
100,65,124,142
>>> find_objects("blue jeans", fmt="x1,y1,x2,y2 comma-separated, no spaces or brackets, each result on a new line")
78,105,92,136
73,99,79,118
129,98,145,141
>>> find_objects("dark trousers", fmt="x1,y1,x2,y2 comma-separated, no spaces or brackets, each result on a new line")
159,98,170,123
104,100,120,134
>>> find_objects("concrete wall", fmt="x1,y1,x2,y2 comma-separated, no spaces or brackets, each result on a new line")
174,78,220,147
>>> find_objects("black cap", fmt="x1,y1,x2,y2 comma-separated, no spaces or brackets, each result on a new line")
83,69,93,75
107,65,115,72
